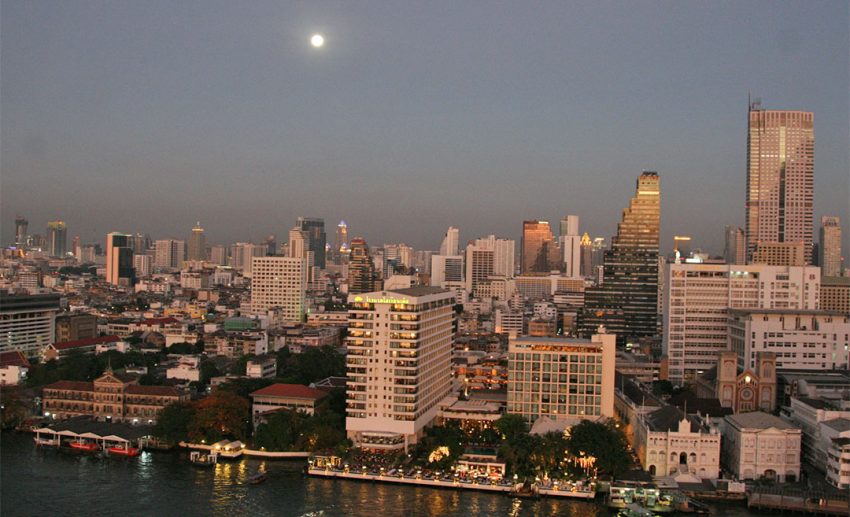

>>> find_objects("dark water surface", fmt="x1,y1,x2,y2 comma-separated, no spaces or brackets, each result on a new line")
1,432,756,516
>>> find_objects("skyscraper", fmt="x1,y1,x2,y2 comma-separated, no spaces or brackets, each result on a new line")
14,215,28,247
46,221,67,257
187,222,207,261
746,103,814,264
820,216,842,277
296,217,327,269
580,172,661,344
521,220,560,273
579,233,594,277
105,232,135,286
336,220,349,252
250,255,307,323
724,225,746,265
154,239,186,269
439,226,460,256
348,238,382,294
559,215,582,278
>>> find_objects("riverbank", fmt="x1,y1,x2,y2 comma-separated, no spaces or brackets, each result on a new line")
306,466,596,499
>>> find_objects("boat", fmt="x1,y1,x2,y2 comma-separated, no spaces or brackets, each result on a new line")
189,450,218,467
69,441,100,452
107,445,141,457
33,436,59,447
617,503,659,517
214,440,244,459
248,471,268,485
509,482,539,499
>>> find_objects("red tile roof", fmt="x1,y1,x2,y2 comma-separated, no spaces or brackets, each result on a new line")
125,385,182,397
53,335,121,350
250,383,328,400
43,380,94,392
0,351,31,368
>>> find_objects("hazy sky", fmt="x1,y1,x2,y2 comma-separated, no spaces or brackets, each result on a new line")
2,1,848,257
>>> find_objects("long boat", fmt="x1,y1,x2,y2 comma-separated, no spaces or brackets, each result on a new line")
69,441,100,452
107,445,141,457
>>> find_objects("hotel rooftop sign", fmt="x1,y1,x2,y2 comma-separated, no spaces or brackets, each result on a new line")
353,295,410,305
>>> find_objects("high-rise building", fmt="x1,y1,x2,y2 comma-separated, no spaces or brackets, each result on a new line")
187,222,207,262
751,241,805,266
131,233,150,254
345,287,454,450
46,221,67,257
348,238,381,294
430,255,464,288
439,226,460,256
507,332,615,424
154,239,186,269
724,226,746,265
746,103,814,264
463,235,515,293
580,233,594,277
521,220,560,273
559,215,582,278
14,215,28,247
229,243,267,276
209,245,228,266
663,263,820,384
250,256,307,323
820,216,842,277
580,172,661,344
288,227,309,262
264,234,277,256
296,217,327,269
0,292,61,357
336,220,349,252
105,232,135,286
133,254,152,278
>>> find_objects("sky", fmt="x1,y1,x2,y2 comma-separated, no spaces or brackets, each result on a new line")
1,1,848,258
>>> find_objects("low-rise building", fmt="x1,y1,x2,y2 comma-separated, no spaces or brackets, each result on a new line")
819,418,850,489
784,395,850,484
42,335,125,361
166,356,201,383
723,411,801,483
249,383,328,425
636,405,721,480
246,355,277,379
42,369,188,423
0,350,30,385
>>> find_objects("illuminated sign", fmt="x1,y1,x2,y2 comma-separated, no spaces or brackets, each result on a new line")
364,296,410,304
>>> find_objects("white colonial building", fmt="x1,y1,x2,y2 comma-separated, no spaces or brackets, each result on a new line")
636,405,721,480
722,411,801,483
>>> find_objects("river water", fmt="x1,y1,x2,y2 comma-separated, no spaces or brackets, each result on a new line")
1,432,756,516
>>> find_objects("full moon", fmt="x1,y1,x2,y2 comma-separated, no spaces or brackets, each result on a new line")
310,34,325,48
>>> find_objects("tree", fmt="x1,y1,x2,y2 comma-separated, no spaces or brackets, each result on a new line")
188,390,250,442
1,388,31,430
167,342,196,355
494,414,527,444
199,359,220,385
565,419,630,477
152,403,196,444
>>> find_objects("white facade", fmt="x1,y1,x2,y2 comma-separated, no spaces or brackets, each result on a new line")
133,254,152,278
440,226,460,256
345,287,455,450
729,309,850,371
507,333,616,424
664,264,820,384
246,356,277,379
154,239,186,269
636,407,721,480
430,255,464,288
494,309,524,338
0,293,59,357
723,412,801,483
250,256,307,324
166,356,201,382
0,364,27,385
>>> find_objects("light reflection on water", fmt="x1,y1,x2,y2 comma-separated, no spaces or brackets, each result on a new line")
2,432,756,517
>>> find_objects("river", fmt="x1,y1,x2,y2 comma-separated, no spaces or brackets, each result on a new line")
1,432,757,516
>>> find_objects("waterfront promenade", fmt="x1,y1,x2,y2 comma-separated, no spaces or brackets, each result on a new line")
307,466,596,499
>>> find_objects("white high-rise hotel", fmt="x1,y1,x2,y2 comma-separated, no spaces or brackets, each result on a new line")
345,287,454,450
250,256,307,323
664,263,820,384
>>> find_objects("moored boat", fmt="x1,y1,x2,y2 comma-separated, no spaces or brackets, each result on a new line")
69,441,100,452
189,450,218,467
34,436,59,447
248,471,268,485
108,445,141,457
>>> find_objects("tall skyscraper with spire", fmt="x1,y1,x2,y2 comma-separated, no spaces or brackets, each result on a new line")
580,171,661,344
187,222,206,261
746,101,814,264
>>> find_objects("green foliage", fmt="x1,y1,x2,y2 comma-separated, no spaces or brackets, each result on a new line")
253,409,345,452
493,414,527,444
230,354,253,376
167,342,196,355
199,359,220,385
565,419,630,477
188,390,250,442
216,377,273,399
275,346,345,385
1,388,31,430
152,402,196,443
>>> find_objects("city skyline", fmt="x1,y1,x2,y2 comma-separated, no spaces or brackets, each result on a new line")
1,2,847,258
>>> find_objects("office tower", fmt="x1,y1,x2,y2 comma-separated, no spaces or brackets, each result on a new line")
70,236,81,258
746,103,814,264
663,263,820,384
521,220,560,273
229,242,267,275
507,332,615,424
77,245,97,264
559,215,582,278
724,226,746,265
413,250,434,274
264,234,277,256
384,243,414,271
820,216,842,277
592,237,606,269
130,233,150,253
348,238,382,294
133,254,152,278
14,215,28,247
580,172,660,345
336,220,349,252
463,235,516,293
580,233,594,277
105,232,135,286
250,256,307,323
154,239,186,269
439,226,460,256
288,227,309,261
46,221,67,257
296,217,327,269
0,292,61,357
209,245,227,266
187,222,207,261
820,277,850,314
430,255,464,288
345,287,455,449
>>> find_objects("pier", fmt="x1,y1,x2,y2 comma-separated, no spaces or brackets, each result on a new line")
747,492,849,516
